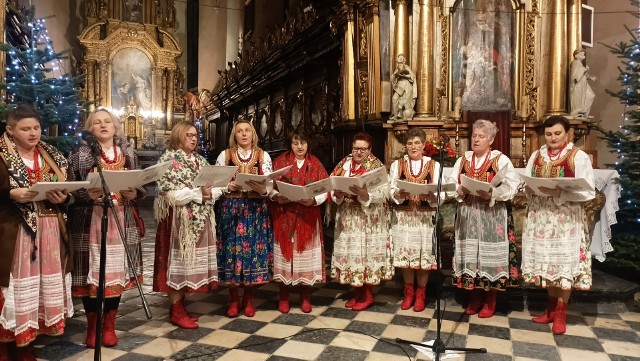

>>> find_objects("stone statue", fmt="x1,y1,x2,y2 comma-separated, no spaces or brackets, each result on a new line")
390,54,417,122
569,48,597,118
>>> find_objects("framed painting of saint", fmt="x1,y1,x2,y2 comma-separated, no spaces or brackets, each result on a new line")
111,48,152,112
451,0,515,112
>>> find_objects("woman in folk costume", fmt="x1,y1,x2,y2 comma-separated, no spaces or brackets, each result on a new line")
153,121,221,329
0,104,74,361
67,108,145,347
449,119,520,318
215,119,274,318
331,132,393,311
522,115,595,335
389,127,442,312
270,130,329,314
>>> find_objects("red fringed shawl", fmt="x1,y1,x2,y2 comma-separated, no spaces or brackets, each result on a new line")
271,151,329,261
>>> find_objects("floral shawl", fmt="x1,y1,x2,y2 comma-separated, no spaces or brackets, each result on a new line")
330,153,384,176
271,151,328,261
154,148,214,263
0,133,68,236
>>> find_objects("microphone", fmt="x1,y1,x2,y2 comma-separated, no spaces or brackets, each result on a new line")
81,131,102,154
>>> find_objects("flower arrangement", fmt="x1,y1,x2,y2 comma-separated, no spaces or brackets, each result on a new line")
423,136,458,166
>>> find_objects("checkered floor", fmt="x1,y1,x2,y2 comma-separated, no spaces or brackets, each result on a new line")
24,201,640,361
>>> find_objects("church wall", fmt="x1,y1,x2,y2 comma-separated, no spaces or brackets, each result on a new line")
30,0,83,77
584,0,637,168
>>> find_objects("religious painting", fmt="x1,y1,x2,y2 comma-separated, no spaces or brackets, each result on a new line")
123,0,143,23
451,0,515,111
111,48,152,112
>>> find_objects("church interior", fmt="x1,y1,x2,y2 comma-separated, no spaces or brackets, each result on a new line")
1,0,639,360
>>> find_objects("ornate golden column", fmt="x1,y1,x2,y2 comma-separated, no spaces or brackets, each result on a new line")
86,60,96,110
393,0,410,64
567,0,582,58
544,0,567,115
166,68,175,129
364,1,382,118
340,1,356,121
415,0,436,118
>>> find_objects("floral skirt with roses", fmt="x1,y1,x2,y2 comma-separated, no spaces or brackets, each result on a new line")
216,197,273,285
521,196,591,290
452,197,519,291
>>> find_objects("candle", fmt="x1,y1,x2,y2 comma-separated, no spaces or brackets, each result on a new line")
453,96,461,119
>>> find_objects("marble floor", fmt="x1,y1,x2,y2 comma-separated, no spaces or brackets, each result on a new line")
21,199,640,361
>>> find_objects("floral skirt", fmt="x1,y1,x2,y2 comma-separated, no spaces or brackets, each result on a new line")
452,199,519,291
273,223,325,286
153,207,218,293
521,196,591,290
331,202,393,286
0,219,73,346
390,209,438,270
216,197,273,285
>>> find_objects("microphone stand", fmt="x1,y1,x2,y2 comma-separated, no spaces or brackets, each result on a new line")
396,138,486,360
87,141,152,361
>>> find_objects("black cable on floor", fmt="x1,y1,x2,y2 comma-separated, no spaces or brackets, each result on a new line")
173,327,414,361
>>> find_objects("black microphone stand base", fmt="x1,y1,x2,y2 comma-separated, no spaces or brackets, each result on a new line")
395,337,487,360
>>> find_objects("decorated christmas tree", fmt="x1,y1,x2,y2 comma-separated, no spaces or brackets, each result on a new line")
1,5,86,154
602,26,640,227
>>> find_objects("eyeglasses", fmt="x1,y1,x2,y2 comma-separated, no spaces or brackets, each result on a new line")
186,133,198,139
352,147,370,153
406,141,423,149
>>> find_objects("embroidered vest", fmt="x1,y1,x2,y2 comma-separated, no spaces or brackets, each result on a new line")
393,158,436,211
532,147,579,178
459,154,501,203
225,148,265,198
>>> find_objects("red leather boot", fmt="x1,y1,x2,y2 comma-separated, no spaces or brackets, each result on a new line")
85,312,97,348
181,298,198,322
345,287,362,308
227,287,240,318
552,301,567,335
400,283,415,310
15,344,37,361
352,285,374,311
170,302,199,328
102,310,119,347
413,286,427,312
278,283,290,314
0,343,9,361
532,296,558,324
243,286,256,317
478,289,497,318
300,286,312,313
465,289,484,315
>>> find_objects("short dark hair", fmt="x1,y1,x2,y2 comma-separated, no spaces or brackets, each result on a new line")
352,131,373,148
405,127,426,143
289,129,312,145
6,104,40,127
544,115,570,132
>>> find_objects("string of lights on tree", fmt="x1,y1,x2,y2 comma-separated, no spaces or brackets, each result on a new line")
602,26,640,224
1,6,86,154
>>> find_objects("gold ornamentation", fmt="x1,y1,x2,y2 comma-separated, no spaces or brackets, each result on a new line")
358,69,369,117
524,0,538,120
436,5,449,119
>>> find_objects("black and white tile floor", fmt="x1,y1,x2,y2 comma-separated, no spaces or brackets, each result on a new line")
27,200,640,361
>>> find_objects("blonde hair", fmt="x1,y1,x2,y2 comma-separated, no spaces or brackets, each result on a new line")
169,121,197,150
228,119,258,150
472,119,498,139
84,108,124,139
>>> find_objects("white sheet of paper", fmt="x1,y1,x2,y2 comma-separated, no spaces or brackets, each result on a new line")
490,166,508,187
460,174,493,196
193,165,238,187
86,161,172,191
330,166,388,194
28,181,92,201
519,174,594,196
235,165,293,191
275,178,332,202
396,179,457,195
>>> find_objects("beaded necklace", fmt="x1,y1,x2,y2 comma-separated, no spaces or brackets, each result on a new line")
25,148,42,185
469,150,491,179
547,143,568,161
408,157,424,178
349,159,366,177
